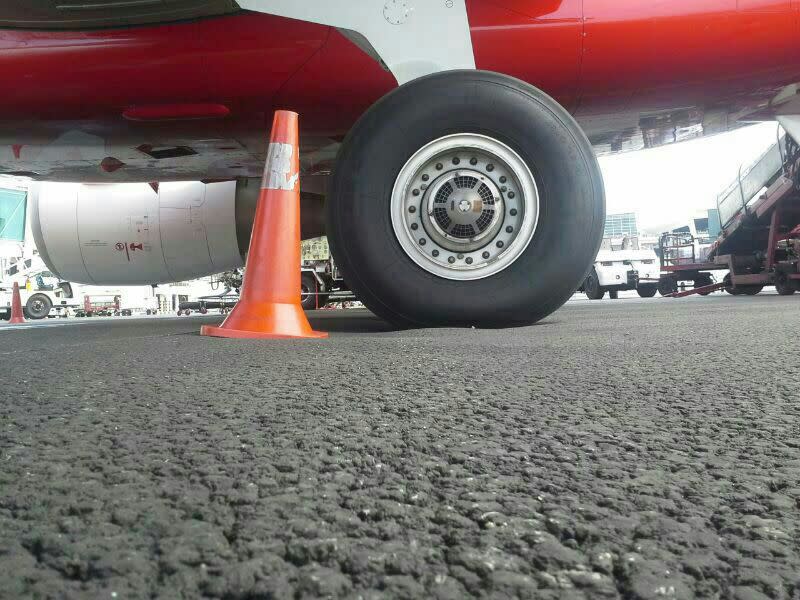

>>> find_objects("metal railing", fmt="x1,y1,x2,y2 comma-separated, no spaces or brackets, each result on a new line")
717,132,787,229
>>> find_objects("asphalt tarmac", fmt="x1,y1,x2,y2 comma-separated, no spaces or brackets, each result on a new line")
1,294,799,599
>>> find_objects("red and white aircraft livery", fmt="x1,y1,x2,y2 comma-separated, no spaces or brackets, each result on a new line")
2,1,800,327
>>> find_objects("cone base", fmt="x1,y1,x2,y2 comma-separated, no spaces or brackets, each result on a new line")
7,317,25,325
200,324,327,340
200,301,328,340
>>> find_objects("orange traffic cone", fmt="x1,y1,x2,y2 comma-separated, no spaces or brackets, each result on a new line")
8,282,25,324
200,111,327,340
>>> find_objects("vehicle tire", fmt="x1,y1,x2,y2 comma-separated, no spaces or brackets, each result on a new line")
25,293,52,320
658,277,678,296
637,284,658,298
584,268,605,300
739,285,763,296
300,273,320,311
327,70,605,327
609,289,619,299
723,274,738,295
775,273,797,296
694,274,714,296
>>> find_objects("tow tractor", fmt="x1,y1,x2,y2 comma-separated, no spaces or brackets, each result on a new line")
581,247,661,300
0,268,81,320
657,132,800,297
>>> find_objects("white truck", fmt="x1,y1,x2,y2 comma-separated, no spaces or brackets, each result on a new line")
581,248,661,300
0,276,81,319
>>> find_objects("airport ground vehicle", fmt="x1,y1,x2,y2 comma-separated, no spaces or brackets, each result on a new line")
658,134,800,297
200,252,355,313
0,278,79,320
4,2,800,326
581,248,661,300
656,232,719,296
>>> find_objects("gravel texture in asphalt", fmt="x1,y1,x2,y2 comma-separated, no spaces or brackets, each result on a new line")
1,295,799,599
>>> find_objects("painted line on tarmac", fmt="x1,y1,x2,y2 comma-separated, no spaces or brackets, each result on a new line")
0,321,90,332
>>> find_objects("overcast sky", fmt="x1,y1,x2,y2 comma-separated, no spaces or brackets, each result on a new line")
599,122,780,235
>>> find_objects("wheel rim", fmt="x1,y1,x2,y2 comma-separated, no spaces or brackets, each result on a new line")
30,299,47,316
391,134,539,281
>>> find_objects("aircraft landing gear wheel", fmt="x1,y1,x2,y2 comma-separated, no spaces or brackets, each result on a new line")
637,284,658,298
609,290,619,300
328,70,605,327
775,273,797,296
658,277,678,297
25,293,52,320
584,269,605,300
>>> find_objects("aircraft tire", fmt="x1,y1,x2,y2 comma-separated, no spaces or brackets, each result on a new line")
327,70,605,327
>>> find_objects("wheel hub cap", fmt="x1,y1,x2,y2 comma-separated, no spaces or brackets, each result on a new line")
391,134,539,281
425,170,504,252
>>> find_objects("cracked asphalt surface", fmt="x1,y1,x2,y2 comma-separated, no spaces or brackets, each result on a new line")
1,294,799,599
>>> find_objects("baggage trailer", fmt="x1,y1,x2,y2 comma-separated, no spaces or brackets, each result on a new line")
656,232,718,296
75,295,127,317
658,132,800,297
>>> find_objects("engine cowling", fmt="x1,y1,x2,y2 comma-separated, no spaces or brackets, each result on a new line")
30,178,327,285
30,180,254,285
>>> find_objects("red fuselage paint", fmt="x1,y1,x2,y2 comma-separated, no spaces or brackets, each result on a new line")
0,1,798,155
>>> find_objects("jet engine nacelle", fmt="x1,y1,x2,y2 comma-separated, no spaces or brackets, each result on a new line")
30,180,260,285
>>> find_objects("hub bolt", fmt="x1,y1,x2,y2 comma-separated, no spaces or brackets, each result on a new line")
506,226,513,233
487,164,495,172
452,157,460,165
482,251,490,259
411,223,419,231
508,192,515,199
499,176,507,184
466,257,473,265
510,209,517,216
496,241,504,248
419,238,426,246
432,250,440,257
470,157,478,166
413,189,420,197
422,174,430,182
448,256,456,264
409,206,417,213
436,163,443,171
